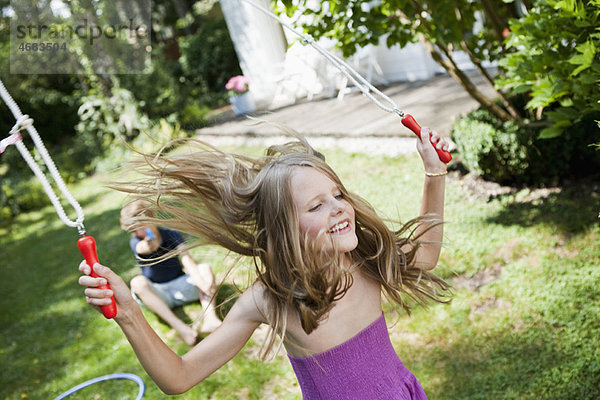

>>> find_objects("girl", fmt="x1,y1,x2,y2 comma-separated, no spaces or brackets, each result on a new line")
79,127,452,399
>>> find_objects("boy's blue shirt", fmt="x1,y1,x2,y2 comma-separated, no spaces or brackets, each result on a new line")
130,228,186,283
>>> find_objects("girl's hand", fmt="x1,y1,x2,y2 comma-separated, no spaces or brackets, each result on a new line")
416,127,449,174
78,261,137,320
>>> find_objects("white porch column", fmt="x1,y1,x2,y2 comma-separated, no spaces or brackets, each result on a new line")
220,0,287,108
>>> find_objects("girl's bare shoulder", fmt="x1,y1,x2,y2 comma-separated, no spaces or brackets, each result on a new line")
232,281,269,324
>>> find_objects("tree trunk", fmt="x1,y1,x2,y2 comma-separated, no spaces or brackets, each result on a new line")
450,3,520,121
405,1,514,122
419,33,514,122
459,40,522,121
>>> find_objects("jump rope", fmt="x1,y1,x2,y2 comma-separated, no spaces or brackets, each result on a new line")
0,1,451,396
0,80,131,397
0,79,117,319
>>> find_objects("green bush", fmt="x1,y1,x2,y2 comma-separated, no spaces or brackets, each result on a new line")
0,8,242,221
452,109,600,185
0,177,50,219
13,178,49,212
496,0,600,138
452,110,531,183
178,17,242,104
179,102,212,129
94,118,188,173
74,86,151,170
118,48,184,120
119,16,239,128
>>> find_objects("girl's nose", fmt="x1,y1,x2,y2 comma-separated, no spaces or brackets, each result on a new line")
330,201,343,216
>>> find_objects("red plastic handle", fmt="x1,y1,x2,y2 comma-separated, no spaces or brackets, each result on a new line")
77,236,117,319
401,114,452,164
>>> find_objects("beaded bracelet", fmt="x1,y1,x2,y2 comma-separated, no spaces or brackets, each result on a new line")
425,170,448,177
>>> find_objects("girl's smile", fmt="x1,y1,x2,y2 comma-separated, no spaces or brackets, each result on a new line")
329,218,351,235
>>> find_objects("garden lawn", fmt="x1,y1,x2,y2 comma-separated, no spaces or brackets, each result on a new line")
1,147,598,399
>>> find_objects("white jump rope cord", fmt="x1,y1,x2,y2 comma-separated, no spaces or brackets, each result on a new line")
0,79,85,233
240,0,406,117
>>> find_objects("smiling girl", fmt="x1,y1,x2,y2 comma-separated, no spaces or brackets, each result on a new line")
79,128,452,399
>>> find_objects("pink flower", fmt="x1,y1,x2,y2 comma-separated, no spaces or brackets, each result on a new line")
225,75,249,94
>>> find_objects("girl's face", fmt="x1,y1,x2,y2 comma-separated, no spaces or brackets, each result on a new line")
291,167,358,253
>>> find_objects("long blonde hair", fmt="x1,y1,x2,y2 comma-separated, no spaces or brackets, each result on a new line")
115,136,451,356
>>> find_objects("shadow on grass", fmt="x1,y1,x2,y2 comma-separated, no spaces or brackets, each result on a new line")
0,205,138,398
486,183,599,235
1,207,127,321
0,189,118,246
422,322,600,400
420,246,600,400
1,200,245,398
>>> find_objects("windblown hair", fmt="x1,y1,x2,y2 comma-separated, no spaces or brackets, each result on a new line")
114,135,451,357
119,198,156,231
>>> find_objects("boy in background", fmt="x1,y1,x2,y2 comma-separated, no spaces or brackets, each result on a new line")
120,200,222,345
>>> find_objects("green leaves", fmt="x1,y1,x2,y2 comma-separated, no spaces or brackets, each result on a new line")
496,1,600,138
539,104,576,139
550,0,588,18
278,0,490,58
568,40,596,76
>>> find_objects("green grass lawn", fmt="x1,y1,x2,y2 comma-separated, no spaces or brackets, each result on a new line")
1,146,598,399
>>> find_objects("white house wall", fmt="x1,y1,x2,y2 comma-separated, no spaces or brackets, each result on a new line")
220,0,287,107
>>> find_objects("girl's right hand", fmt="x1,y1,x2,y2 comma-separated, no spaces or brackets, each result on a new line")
78,261,136,319
416,127,449,174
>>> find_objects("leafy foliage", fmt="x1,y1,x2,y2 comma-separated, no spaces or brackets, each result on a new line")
496,0,600,138
73,84,152,169
119,14,240,129
0,1,241,218
452,109,532,183
280,0,599,161
76,86,151,145
452,107,600,184
278,0,498,57
179,17,242,98
117,50,184,120
0,177,49,220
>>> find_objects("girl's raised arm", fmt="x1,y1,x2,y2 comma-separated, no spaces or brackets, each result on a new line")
79,262,264,395
413,127,448,270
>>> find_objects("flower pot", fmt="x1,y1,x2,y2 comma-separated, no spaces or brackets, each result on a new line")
229,92,255,115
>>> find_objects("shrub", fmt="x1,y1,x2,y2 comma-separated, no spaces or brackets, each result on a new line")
452,109,600,185
178,17,242,103
119,16,239,127
179,102,212,129
0,176,50,219
74,86,151,170
118,50,184,120
94,118,188,173
496,0,600,138
452,110,531,183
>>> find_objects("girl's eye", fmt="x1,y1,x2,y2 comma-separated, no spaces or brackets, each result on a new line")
334,193,343,200
309,204,321,212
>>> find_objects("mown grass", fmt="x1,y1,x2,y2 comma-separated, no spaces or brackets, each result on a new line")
1,146,598,399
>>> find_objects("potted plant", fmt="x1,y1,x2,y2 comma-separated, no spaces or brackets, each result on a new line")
225,75,255,115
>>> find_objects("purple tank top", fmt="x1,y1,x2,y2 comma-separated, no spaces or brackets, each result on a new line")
287,313,428,400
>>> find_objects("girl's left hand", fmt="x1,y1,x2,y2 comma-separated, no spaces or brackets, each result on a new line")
416,127,449,174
